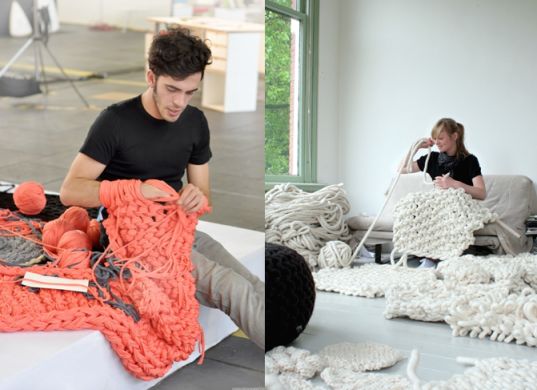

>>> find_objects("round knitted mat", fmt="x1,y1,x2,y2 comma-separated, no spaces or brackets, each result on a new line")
266,243,316,351
318,342,403,372
0,235,44,266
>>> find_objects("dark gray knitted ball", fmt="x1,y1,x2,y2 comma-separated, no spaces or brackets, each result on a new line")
266,243,316,351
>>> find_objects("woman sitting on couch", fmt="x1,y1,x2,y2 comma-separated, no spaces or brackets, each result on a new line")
401,117,486,201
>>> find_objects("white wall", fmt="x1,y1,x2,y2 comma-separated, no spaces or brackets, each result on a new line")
318,0,537,215
317,0,340,183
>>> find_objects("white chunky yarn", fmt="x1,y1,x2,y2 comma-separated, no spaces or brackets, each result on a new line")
265,183,352,268
384,279,512,322
318,342,403,372
393,188,496,260
385,254,537,347
320,367,412,390
313,264,436,298
437,254,537,291
420,356,537,390
447,287,537,346
317,240,353,268
265,346,324,378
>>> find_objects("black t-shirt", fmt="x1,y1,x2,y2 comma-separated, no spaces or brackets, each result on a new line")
416,152,482,186
80,95,211,191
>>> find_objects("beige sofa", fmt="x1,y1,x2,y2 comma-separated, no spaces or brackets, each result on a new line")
347,174,537,256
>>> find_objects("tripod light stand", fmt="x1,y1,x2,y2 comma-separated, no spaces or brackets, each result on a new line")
0,0,89,107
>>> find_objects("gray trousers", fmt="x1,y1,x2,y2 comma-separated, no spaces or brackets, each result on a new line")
192,231,265,349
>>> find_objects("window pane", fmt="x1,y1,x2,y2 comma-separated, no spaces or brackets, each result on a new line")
265,9,301,176
269,0,300,11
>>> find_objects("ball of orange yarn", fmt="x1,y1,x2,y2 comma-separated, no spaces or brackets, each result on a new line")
86,219,101,248
13,181,46,215
61,206,90,232
57,248,90,269
57,230,92,252
42,219,68,255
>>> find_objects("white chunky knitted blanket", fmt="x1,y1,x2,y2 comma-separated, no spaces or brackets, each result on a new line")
393,188,496,260
385,254,537,347
267,347,537,390
313,264,436,298
265,343,404,389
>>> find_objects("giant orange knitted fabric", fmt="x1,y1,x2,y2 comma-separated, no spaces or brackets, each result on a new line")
0,179,209,380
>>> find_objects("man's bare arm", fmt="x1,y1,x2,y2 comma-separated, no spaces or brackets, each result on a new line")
60,153,106,208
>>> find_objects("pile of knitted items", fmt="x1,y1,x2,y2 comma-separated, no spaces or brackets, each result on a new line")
0,179,208,380
385,254,537,347
393,188,496,260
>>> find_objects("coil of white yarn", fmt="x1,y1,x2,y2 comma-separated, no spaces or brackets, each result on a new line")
317,240,353,268
265,183,352,268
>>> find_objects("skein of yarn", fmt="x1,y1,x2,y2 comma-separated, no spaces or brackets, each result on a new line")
42,219,72,255
86,219,101,248
57,230,92,252
13,181,46,215
318,240,353,268
61,206,90,232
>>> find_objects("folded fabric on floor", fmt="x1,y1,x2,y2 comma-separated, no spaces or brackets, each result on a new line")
393,188,496,260
0,179,208,380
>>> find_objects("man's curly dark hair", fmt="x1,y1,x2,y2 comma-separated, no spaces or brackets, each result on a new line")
148,27,212,80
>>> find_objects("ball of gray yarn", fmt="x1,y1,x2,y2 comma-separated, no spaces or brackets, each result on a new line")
317,240,353,268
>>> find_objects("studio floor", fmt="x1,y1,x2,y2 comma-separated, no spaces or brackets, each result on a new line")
0,24,263,389
292,258,537,388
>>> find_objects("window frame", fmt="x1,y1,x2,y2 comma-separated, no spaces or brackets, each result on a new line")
265,0,319,186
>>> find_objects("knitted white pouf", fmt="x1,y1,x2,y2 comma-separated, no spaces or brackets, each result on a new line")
393,188,496,260
317,240,353,268
313,264,436,298
318,342,403,372
421,357,537,390
320,367,412,390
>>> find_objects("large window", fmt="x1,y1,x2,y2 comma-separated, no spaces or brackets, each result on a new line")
265,0,318,184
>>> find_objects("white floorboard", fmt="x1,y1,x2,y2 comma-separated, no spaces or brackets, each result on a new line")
292,289,537,387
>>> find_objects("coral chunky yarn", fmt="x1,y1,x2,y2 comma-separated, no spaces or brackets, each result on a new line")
13,181,46,215
0,179,209,380
86,219,101,248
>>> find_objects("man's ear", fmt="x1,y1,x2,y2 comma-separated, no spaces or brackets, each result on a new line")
146,69,156,88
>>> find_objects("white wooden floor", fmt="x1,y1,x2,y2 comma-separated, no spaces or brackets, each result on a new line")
291,270,537,387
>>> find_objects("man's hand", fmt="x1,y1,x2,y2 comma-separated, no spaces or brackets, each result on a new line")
178,183,207,214
141,182,173,200
434,174,459,189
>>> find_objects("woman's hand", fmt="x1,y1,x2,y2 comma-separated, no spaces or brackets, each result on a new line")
178,183,207,214
434,174,459,189
419,138,435,149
